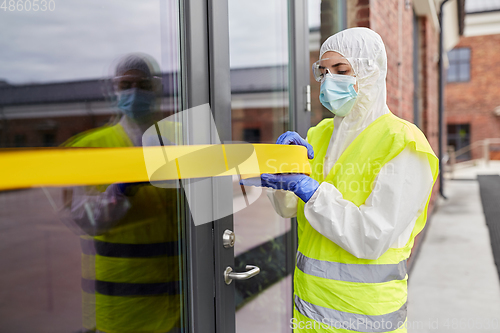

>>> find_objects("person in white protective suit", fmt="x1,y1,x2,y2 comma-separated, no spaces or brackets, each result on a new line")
241,28,438,332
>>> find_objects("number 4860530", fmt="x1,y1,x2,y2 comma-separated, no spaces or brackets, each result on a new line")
1,0,56,11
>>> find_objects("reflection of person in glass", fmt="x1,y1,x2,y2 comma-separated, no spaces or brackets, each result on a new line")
65,53,181,333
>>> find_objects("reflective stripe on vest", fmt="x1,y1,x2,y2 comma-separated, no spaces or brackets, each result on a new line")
295,295,406,333
80,238,180,296
294,113,439,331
296,251,407,283
81,278,180,296
80,238,179,257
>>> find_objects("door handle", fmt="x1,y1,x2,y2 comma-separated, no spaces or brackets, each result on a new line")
224,265,260,285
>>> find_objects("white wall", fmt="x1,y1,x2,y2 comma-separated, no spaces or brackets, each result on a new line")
464,11,500,37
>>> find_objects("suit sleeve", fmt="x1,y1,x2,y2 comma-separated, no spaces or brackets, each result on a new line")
303,145,434,259
266,189,299,218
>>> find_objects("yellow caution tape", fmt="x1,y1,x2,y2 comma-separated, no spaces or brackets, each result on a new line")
0,144,311,190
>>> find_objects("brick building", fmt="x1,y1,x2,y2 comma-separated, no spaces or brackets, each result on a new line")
445,1,500,160
315,0,463,156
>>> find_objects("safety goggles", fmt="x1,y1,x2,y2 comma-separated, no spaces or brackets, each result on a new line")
113,75,161,91
312,57,355,82
312,57,373,82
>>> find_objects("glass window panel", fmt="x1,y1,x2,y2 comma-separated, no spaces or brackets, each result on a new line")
447,48,471,82
458,48,471,61
309,0,347,124
0,2,187,333
228,0,293,332
448,49,459,61
447,124,471,160
309,0,323,126
447,64,459,82
459,63,470,81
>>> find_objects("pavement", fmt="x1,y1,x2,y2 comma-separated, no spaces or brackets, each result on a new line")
0,187,82,333
407,160,500,332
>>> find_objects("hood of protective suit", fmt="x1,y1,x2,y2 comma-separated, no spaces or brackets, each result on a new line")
320,28,390,174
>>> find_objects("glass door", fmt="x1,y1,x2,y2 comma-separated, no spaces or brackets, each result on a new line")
219,0,310,332
0,1,189,332
0,0,312,332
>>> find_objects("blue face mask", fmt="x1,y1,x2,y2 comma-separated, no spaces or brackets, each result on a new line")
319,74,358,117
117,88,156,120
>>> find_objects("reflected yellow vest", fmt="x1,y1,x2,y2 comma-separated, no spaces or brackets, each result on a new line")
294,113,438,333
68,123,181,333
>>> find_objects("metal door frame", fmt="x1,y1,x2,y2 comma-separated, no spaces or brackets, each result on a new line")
180,1,310,332
180,0,217,332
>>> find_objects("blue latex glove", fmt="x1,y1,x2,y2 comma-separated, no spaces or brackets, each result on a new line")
240,173,319,203
276,131,314,159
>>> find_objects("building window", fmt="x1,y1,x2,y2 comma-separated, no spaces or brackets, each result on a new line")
447,124,471,160
243,128,261,143
14,134,27,147
42,132,56,147
447,47,470,82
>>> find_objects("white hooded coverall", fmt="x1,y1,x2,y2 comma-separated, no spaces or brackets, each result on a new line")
268,28,434,260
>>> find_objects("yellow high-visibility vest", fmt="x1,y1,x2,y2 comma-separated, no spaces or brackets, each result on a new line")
68,123,181,333
294,113,438,333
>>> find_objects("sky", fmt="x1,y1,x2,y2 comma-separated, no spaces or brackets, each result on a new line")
465,0,500,13
309,0,321,29
1,0,175,84
227,0,320,68
228,0,289,69
0,0,321,85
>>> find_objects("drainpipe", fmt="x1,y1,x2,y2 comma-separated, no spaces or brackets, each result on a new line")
438,0,450,198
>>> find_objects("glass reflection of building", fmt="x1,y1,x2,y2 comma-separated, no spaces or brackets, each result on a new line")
0,0,345,332
0,67,293,148
0,2,188,332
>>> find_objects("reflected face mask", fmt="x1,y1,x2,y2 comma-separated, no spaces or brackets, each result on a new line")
319,74,358,117
117,88,156,120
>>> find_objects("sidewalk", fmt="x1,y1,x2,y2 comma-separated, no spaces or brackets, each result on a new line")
407,161,500,332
